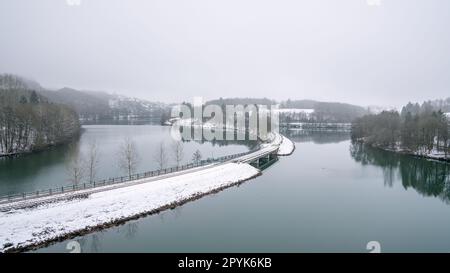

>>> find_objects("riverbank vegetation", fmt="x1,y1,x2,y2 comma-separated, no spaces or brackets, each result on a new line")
351,100,450,159
279,99,368,123
0,88,80,156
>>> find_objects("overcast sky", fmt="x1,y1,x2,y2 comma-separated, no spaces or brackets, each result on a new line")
0,0,449,107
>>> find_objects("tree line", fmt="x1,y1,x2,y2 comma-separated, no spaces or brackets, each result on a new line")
351,102,450,157
279,99,368,123
0,89,81,155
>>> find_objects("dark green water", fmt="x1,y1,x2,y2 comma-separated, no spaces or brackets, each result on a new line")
5,126,450,252
0,124,253,196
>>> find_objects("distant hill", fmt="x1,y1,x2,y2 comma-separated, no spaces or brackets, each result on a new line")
279,99,368,123
0,74,168,120
202,97,367,123
38,88,110,119
0,74,370,123
279,99,318,109
0,77,80,155
206,97,276,106
312,101,368,123
39,88,167,120
0,74,44,91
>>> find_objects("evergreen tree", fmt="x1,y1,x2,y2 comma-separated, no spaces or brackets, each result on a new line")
19,95,28,104
30,90,39,104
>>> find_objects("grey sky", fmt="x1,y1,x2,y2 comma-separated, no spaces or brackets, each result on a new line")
0,0,449,107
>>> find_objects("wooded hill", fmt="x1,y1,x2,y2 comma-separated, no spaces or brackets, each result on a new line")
351,100,450,157
0,74,167,121
279,99,369,123
0,86,80,155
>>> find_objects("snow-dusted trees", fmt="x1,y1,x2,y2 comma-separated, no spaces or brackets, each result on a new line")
118,137,140,178
0,88,80,155
65,141,100,185
66,153,85,185
153,141,169,170
192,149,202,164
352,109,450,156
171,141,184,167
86,141,100,183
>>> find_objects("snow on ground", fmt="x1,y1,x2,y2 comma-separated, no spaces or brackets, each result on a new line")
413,148,449,160
0,162,260,252
278,135,295,156
372,142,449,161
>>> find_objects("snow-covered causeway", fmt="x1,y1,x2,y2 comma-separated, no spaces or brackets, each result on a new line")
0,162,260,252
278,135,295,156
0,133,295,252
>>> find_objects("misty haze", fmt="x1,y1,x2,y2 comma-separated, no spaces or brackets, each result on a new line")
0,0,449,258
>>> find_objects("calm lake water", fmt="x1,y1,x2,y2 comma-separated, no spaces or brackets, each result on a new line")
3,124,450,252
0,123,254,196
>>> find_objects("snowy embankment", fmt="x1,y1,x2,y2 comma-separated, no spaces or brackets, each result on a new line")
0,163,260,252
277,135,295,156
395,147,448,161
356,139,449,162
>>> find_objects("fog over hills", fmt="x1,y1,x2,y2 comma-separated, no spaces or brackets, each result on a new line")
2,74,449,124
2,1,450,107
0,74,167,120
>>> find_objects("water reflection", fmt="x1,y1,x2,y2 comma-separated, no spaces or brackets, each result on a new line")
0,145,75,195
77,233,103,253
350,142,450,203
119,222,139,240
0,125,252,196
178,127,259,151
80,118,161,126
281,128,350,144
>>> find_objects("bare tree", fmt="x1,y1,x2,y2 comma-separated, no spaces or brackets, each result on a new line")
66,154,85,185
153,141,169,170
171,141,184,167
192,149,202,165
118,137,140,179
86,140,100,183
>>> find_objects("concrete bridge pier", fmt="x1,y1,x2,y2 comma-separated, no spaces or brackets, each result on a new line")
249,151,278,169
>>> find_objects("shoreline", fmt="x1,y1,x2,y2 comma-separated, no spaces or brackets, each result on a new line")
1,133,294,253
0,162,262,253
0,128,83,159
354,140,449,163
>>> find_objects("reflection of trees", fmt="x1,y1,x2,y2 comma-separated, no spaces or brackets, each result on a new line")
81,118,161,126
183,128,259,150
186,138,258,151
281,129,350,144
74,232,103,253
0,141,77,189
120,222,139,240
182,127,350,148
89,234,103,253
350,142,450,203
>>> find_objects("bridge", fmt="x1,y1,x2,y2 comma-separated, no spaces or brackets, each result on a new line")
0,133,283,211
235,141,280,169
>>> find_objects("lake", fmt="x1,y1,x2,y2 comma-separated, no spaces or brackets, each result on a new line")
0,123,255,196
2,124,450,252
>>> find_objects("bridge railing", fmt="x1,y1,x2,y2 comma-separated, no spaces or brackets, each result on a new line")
0,149,258,205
